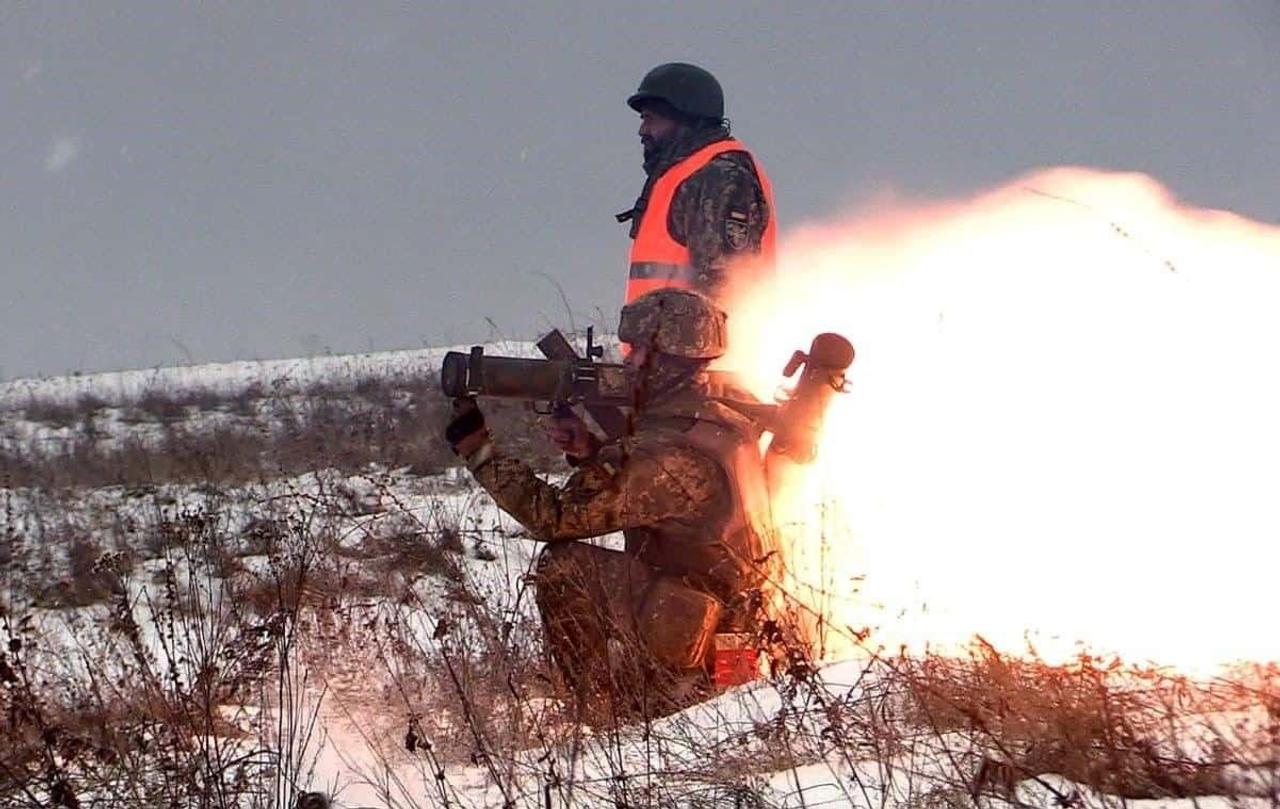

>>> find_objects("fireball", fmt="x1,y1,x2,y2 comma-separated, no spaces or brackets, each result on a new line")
725,167,1280,674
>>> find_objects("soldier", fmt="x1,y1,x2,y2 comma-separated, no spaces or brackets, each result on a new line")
617,62,778,308
445,289,773,721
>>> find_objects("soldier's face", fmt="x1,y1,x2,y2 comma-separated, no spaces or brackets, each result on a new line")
637,107,680,161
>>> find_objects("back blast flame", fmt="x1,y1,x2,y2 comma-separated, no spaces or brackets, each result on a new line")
724,167,1280,675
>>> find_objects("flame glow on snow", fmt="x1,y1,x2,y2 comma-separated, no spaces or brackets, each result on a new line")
724,167,1280,673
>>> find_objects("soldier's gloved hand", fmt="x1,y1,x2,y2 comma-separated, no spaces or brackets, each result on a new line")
544,411,598,462
445,396,490,458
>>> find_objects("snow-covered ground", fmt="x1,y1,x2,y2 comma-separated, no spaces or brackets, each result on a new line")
3,349,1276,809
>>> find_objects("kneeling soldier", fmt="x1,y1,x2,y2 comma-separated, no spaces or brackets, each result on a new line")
445,289,772,720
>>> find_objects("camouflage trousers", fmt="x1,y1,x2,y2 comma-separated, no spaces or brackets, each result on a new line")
533,543,723,719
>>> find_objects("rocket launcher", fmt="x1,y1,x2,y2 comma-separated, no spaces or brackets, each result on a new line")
439,329,854,463
440,328,629,412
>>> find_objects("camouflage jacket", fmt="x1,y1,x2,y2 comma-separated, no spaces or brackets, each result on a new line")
465,393,766,590
622,128,771,301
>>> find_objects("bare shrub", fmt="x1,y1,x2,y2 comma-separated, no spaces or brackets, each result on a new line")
890,641,1272,800
154,424,270,483
30,533,123,609
271,381,460,479
21,398,79,428
229,382,267,418
353,375,398,408
0,504,330,807
374,528,464,584
122,387,229,422
2,369,560,490
240,516,288,557
76,392,108,416
128,389,188,423
0,447,35,488
184,386,230,413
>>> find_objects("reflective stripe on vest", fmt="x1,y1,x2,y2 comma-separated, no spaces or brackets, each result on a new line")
626,138,777,304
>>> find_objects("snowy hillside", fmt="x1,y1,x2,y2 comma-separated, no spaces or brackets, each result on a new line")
0,341,544,410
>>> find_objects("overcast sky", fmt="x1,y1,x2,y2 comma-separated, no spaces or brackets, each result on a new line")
3,1,1278,379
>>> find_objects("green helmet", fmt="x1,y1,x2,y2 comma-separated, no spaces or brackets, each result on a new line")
627,62,725,121
618,289,727,359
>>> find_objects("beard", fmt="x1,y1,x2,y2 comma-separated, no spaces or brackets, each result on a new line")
641,135,663,168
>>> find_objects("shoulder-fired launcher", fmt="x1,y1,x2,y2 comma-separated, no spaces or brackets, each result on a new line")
439,329,854,463
440,329,630,410
440,347,631,409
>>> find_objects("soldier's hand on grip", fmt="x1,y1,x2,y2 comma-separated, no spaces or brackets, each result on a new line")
544,412,597,461
445,396,489,458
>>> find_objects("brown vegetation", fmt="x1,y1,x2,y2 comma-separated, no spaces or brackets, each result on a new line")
3,377,1278,807
2,377,556,490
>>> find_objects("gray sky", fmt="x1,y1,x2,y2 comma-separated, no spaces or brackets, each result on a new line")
3,1,1278,379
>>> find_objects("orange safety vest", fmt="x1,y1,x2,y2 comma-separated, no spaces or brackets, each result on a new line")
626,138,776,304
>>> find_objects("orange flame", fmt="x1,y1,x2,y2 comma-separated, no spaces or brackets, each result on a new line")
725,167,1280,674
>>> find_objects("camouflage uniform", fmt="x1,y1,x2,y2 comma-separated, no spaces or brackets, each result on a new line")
465,393,768,714
453,290,772,718
621,126,771,302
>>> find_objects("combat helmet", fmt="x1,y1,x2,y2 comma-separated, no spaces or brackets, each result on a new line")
618,288,727,359
627,62,725,121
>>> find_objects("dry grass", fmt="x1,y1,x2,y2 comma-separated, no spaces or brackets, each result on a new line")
2,509,320,806
21,399,80,429
6,489,1278,807
4,376,1279,808
0,439,538,806
2,377,556,490
875,641,1279,802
